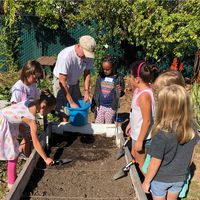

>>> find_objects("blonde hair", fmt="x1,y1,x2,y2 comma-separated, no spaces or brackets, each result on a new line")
151,85,194,144
152,70,185,104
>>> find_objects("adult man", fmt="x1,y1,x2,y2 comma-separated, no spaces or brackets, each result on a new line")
53,35,96,121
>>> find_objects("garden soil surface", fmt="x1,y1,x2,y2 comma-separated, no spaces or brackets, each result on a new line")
21,134,136,200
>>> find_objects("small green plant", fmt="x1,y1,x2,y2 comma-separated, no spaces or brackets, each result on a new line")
47,113,60,122
191,82,200,130
38,78,53,93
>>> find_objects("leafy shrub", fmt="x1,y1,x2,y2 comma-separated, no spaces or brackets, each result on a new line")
191,82,200,130
0,70,19,100
37,78,53,93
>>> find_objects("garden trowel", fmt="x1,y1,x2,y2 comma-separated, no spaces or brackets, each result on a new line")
53,158,73,166
112,159,135,181
116,136,130,160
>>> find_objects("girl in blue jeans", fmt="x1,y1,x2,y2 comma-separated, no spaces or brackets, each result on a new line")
142,85,199,200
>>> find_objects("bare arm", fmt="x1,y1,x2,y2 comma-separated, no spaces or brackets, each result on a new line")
83,69,91,102
22,118,53,165
125,122,131,136
142,157,161,193
135,93,151,151
59,73,78,107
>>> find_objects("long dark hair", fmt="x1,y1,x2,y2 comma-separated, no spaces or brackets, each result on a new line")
130,61,160,83
39,90,56,108
20,60,43,83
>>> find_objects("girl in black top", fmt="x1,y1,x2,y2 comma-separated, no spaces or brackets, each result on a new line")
92,55,125,123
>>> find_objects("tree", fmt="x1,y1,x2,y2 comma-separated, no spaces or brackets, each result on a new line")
1,0,200,71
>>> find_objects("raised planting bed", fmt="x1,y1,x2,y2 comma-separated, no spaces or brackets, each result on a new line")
21,133,136,200
5,122,147,200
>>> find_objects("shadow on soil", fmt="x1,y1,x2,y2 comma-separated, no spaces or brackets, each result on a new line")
22,167,45,199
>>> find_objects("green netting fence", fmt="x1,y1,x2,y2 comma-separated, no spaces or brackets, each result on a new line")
0,17,196,78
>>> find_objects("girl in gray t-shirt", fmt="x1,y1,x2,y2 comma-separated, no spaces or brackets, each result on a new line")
142,85,199,200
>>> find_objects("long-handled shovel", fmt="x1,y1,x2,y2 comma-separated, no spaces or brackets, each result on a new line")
112,159,135,181
116,136,130,160
53,158,73,166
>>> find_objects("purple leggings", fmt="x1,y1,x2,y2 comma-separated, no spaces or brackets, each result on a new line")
95,106,116,124
7,157,18,184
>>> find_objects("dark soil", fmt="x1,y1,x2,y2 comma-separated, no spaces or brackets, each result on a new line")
22,134,137,200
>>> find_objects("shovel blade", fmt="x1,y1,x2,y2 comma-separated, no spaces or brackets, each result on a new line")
113,159,135,181
116,148,125,160
54,158,73,165
116,137,130,160
112,169,128,181
60,158,73,164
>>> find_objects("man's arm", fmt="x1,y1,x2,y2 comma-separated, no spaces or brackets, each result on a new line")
83,69,91,102
59,73,78,108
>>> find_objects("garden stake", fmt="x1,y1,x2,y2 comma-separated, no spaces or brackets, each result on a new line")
112,159,135,181
116,136,130,160
115,87,122,147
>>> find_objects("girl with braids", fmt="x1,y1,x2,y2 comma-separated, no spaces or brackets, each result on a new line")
125,61,159,171
92,55,125,123
0,90,56,189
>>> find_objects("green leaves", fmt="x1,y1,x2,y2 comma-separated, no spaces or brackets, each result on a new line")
191,82,200,130
127,0,200,59
1,0,200,71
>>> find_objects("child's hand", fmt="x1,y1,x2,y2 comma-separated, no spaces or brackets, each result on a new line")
84,91,91,103
134,140,143,152
70,102,79,108
45,157,54,166
142,181,150,193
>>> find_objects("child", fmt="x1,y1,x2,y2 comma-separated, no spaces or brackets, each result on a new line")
152,70,185,104
142,70,186,173
142,70,193,198
11,60,43,103
92,55,125,123
125,61,158,170
11,60,44,158
142,85,199,200
0,90,56,189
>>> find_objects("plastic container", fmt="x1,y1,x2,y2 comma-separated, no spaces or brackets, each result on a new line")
66,99,91,126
